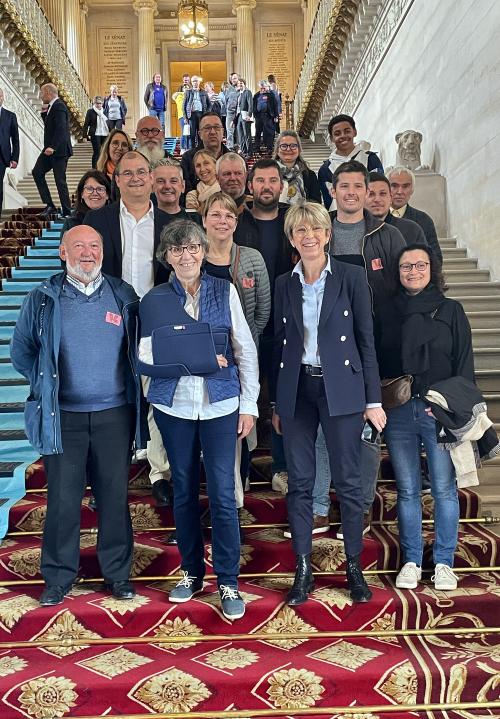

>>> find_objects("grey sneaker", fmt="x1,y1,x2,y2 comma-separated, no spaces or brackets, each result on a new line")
169,571,204,603
219,585,245,620
396,562,422,589
432,563,457,591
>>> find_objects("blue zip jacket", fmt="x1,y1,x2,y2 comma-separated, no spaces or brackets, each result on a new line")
10,272,147,455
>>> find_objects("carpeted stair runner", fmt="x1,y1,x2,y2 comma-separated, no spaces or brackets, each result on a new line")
0,209,497,718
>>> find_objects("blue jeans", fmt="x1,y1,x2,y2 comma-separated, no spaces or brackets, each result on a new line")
179,117,191,150
153,408,240,587
313,425,380,516
384,398,458,567
149,108,165,128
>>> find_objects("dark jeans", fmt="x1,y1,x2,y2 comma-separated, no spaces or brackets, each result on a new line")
107,119,123,130
42,405,134,587
237,115,252,156
32,153,71,215
0,164,6,214
154,408,240,587
254,114,275,154
281,371,364,557
90,135,106,168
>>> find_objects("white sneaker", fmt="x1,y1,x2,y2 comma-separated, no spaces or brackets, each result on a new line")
272,471,288,494
432,563,457,591
395,562,422,589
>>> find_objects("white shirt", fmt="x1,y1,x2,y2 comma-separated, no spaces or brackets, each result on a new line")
65,273,103,296
119,200,155,298
46,97,57,114
138,283,260,420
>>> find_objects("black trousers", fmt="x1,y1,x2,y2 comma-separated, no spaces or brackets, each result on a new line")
32,152,71,215
281,371,364,557
42,405,135,587
189,111,203,146
0,163,6,214
254,114,275,154
107,119,123,130
90,135,106,168
237,115,252,156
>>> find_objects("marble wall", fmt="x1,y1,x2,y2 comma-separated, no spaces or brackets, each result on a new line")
348,0,500,277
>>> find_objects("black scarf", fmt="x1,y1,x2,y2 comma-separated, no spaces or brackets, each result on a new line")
393,284,445,382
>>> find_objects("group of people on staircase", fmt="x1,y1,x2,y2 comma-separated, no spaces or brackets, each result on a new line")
9,87,487,621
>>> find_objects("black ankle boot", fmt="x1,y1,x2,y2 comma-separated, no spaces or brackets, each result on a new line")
286,554,315,606
346,554,372,602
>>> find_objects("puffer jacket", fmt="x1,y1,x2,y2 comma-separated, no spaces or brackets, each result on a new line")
10,273,147,455
228,243,271,346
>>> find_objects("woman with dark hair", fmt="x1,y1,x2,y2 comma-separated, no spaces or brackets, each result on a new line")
273,130,322,205
96,129,133,181
375,243,474,592
61,170,111,232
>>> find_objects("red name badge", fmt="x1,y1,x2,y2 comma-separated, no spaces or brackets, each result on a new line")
105,311,122,326
371,258,383,271
242,276,255,288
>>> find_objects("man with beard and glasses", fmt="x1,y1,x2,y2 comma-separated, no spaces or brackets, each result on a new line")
11,226,145,607
248,158,295,495
83,151,172,508
135,116,173,166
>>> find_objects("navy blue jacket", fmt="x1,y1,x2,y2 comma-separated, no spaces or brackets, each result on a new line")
41,98,72,158
10,273,146,455
403,203,442,262
272,259,381,418
0,107,20,167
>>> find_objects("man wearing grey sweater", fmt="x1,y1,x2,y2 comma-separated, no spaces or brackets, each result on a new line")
11,226,144,607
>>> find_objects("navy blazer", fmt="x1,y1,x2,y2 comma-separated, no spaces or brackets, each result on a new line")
404,204,441,262
272,259,381,418
83,202,170,285
42,98,72,158
0,107,20,167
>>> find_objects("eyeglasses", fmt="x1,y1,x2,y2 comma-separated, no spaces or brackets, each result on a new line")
279,143,299,151
399,261,430,273
206,212,237,223
119,168,150,179
168,243,202,257
200,124,223,132
138,128,161,136
293,225,327,238
83,185,107,195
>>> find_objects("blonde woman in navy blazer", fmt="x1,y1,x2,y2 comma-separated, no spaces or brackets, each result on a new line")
271,201,386,605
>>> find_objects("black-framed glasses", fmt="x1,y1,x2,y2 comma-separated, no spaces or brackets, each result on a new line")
200,124,224,132
139,128,161,136
399,261,430,273
168,243,202,257
279,143,299,151
83,185,107,195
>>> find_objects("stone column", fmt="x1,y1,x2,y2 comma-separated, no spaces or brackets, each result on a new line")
79,2,89,91
40,0,66,48
133,0,158,123
65,0,81,74
302,0,320,50
232,0,256,91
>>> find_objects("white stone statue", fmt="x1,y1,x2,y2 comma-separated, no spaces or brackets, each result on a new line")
395,130,430,171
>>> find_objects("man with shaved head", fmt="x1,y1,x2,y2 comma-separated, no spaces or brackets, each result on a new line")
135,115,173,165
32,83,72,218
11,225,144,607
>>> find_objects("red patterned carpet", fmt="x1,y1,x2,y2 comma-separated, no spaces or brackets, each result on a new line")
0,458,499,718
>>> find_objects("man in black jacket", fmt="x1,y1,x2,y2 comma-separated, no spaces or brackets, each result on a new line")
253,81,278,155
216,152,260,250
0,87,19,214
365,172,428,248
388,166,442,262
32,84,73,218
236,78,254,158
183,76,210,149
181,112,230,192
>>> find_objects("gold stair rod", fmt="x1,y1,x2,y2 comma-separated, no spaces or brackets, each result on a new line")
56,699,500,719
5,515,499,538
1,625,498,652
1,565,499,588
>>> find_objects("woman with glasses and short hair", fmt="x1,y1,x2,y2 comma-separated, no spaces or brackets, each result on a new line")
138,219,259,621
61,170,111,232
273,131,322,205
375,244,474,593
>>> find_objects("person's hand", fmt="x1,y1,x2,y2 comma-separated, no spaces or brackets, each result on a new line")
9,161,17,169
425,407,436,419
364,406,386,432
271,409,282,435
238,414,254,439
216,354,228,368
44,147,54,156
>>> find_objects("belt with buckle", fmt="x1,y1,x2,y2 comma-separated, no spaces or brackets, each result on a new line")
302,364,323,377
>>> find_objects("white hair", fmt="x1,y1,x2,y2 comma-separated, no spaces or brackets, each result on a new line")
216,152,246,175
386,165,416,188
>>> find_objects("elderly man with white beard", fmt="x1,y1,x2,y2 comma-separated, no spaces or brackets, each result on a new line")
135,116,173,165
11,226,145,607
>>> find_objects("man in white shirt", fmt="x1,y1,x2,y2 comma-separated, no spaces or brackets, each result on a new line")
83,150,172,506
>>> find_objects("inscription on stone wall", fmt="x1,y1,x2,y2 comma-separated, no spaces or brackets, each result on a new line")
260,25,295,97
97,28,133,99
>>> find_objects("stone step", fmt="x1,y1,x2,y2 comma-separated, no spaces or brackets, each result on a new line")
439,238,458,248
447,282,500,296
469,483,500,516
442,257,478,270
441,247,467,258
466,311,500,328
445,269,490,282
475,370,500,393
457,296,500,311
470,348,500,371
471,329,500,348
483,393,500,419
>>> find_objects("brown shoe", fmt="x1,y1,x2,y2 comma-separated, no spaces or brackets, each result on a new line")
284,514,330,539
